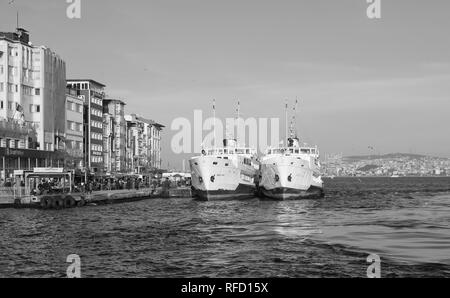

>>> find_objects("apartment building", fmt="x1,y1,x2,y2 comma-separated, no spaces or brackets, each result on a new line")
66,79,106,174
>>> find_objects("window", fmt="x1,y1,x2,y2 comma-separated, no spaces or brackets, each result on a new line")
35,88,40,96
0,101,3,109
8,101,13,110
30,104,40,113
0,82,3,92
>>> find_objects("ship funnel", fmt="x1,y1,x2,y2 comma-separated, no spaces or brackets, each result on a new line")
288,137,300,148
223,139,237,148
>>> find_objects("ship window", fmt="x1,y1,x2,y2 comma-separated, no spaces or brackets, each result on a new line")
295,149,299,154
223,157,228,160
225,163,229,166
213,162,218,165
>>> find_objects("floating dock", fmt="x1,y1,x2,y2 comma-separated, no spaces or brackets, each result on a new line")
0,187,192,210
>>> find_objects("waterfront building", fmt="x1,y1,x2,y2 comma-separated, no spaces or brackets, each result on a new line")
124,114,164,174
0,28,66,181
103,99,126,174
66,79,106,175
0,28,66,152
65,88,84,171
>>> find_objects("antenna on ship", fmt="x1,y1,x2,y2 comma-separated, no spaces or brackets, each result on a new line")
285,99,288,146
213,99,216,148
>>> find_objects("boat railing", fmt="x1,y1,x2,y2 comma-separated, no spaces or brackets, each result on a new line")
202,147,257,156
265,147,319,156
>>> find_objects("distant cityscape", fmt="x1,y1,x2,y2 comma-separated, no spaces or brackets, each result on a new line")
322,153,450,177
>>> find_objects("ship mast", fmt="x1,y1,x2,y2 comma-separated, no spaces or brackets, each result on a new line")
290,98,299,139
236,100,240,144
285,99,288,145
213,99,216,148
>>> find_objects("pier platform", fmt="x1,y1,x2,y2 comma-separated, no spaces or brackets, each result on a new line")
0,187,192,210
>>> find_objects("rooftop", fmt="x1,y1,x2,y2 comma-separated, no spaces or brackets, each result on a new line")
67,79,106,88
104,98,126,106
0,28,31,45
126,114,165,128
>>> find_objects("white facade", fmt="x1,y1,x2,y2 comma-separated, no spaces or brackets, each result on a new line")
0,29,66,152
125,114,164,173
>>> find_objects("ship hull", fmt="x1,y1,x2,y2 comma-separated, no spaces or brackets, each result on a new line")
260,186,324,200
191,183,256,201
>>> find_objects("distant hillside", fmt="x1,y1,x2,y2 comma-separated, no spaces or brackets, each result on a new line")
357,164,380,172
344,153,427,162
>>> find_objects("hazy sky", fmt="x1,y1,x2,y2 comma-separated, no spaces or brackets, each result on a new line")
1,0,449,169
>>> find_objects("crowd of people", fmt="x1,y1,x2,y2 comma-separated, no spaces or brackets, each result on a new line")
2,175,191,196
73,177,160,194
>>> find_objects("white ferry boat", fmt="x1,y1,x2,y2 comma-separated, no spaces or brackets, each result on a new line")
259,137,324,200
189,139,259,201
259,99,324,200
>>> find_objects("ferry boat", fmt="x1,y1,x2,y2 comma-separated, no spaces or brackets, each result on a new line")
259,138,324,200
189,139,259,201
258,100,324,200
